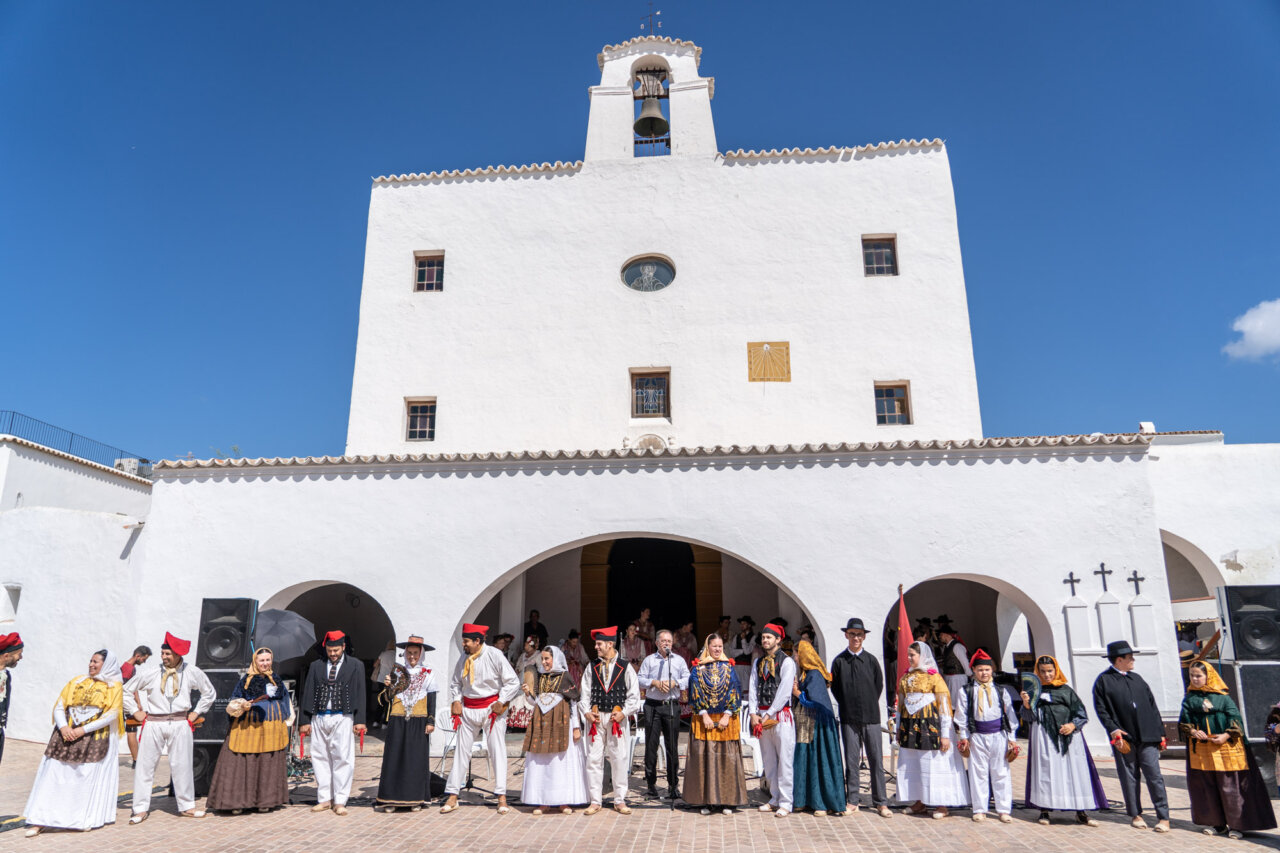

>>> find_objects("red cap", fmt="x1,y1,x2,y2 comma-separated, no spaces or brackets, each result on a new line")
970,648,994,668
461,623,488,640
0,632,22,653
762,622,786,640
591,626,618,642
323,630,347,646
162,632,191,657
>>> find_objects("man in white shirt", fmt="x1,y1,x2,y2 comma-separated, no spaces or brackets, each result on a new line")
441,623,521,815
750,622,796,816
124,631,216,823
579,626,641,815
954,649,1019,823
637,629,690,800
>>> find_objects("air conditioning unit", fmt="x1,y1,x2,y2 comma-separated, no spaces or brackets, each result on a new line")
114,458,151,477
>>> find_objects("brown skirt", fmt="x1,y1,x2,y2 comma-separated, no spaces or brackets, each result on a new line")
682,737,747,807
1187,764,1278,832
205,741,289,811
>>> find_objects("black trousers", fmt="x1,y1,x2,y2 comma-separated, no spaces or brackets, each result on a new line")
643,699,681,791
840,721,888,806
1114,742,1170,820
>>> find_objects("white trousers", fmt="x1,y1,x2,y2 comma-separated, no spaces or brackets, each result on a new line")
585,718,631,805
967,731,1013,815
757,720,795,810
133,719,194,813
445,706,509,796
311,713,356,806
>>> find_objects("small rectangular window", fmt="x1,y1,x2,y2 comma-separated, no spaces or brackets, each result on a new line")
414,254,444,292
874,384,911,425
406,399,437,440
631,371,670,418
862,237,897,276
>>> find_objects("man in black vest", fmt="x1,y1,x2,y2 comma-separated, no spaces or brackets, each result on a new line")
829,618,891,817
578,626,640,815
935,617,971,710
300,630,367,816
1092,640,1170,832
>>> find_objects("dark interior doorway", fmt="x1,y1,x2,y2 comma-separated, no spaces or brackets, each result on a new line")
607,538,696,634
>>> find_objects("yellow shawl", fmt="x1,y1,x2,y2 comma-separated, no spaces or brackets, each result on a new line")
55,675,125,738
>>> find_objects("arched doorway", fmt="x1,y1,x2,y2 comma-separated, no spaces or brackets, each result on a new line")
883,576,1053,677
261,581,395,680
1160,529,1225,657
463,533,823,660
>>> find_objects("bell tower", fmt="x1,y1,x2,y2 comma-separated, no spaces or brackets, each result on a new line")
585,37,717,162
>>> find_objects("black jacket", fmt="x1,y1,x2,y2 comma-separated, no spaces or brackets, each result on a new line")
830,648,883,725
300,655,367,726
1092,666,1164,744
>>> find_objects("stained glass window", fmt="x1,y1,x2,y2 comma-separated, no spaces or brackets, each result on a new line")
632,373,670,418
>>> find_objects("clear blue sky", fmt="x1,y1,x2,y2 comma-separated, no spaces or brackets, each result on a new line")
3,2,1278,460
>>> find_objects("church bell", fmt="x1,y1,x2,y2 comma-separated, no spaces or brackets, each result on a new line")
633,97,669,139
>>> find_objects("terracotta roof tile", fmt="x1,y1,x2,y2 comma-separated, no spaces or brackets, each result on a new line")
598,36,702,70
0,435,152,485
153,433,1150,473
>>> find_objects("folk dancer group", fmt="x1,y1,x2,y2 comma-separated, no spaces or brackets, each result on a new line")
8,623,1280,840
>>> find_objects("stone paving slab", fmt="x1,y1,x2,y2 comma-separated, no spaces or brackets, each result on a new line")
1,735,1278,852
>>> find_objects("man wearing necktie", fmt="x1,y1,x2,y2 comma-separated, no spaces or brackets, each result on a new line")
299,630,367,815
954,649,1019,823
124,631,216,823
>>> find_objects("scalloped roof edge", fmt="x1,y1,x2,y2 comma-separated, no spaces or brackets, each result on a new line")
371,139,945,184
598,36,702,70
152,433,1163,472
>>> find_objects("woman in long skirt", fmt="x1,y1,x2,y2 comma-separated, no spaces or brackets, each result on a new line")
206,647,292,813
24,649,125,837
374,635,438,811
685,634,748,815
791,640,845,816
1180,661,1277,839
521,646,589,813
895,641,968,819
1019,655,1106,826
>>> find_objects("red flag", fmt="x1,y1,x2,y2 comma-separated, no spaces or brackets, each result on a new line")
896,586,915,685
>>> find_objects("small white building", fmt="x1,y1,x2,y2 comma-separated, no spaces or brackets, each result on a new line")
4,38,1279,753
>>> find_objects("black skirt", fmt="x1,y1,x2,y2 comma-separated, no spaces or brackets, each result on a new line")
376,716,432,806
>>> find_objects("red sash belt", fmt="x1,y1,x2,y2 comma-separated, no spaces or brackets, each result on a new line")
463,694,498,709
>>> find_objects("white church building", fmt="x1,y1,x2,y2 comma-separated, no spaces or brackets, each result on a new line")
3,37,1278,752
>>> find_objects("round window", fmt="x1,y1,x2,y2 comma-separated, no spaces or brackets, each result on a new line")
621,256,675,292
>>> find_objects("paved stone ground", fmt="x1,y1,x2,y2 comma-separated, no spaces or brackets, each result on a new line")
2,734,1278,852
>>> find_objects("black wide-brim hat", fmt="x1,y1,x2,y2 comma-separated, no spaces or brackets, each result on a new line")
1105,640,1136,660
843,618,869,633
396,634,435,651
738,615,755,625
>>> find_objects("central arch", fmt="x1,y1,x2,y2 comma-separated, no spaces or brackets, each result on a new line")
460,531,826,659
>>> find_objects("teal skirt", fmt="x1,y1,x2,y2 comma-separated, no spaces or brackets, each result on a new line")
792,704,846,812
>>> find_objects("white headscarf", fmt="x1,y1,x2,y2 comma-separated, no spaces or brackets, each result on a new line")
539,645,569,674
95,650,123,684
909,641,940,674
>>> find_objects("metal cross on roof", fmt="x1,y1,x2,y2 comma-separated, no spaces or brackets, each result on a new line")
1094,561,1113,592
1063,571,1081,596
1127,570,1146,595
640,2,662,33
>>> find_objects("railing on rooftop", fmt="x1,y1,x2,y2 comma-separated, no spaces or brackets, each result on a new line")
0,410,149,472
634,135,671,157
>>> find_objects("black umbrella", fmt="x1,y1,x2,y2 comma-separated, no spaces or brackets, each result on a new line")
254,609,317,663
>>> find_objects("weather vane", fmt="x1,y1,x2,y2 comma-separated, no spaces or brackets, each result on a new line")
640,2,662,33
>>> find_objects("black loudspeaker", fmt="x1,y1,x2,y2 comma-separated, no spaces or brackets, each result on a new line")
191,743,220,798
1218,586,1280,662
196,598,258,669
192,669,245,744
1218,661,1280,740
